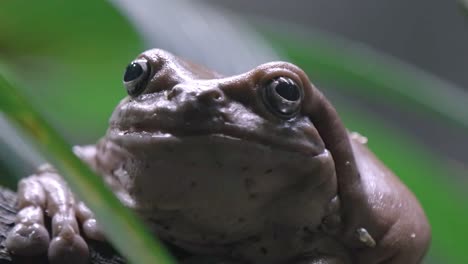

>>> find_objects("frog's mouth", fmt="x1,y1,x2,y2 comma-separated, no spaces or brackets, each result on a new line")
107,121,323,157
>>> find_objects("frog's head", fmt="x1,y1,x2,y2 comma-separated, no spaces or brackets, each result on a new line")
110,49,326,156
103,49,357,245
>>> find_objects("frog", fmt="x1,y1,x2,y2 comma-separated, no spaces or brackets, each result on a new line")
4,49,430,264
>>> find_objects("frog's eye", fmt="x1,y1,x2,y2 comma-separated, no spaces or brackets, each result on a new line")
123,58,151,96
262,77,303,118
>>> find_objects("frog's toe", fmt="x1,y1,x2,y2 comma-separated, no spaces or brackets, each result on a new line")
82,218,104,241
5,222,50,256
48,225,89,264
5,202,50,256
76,201,105,241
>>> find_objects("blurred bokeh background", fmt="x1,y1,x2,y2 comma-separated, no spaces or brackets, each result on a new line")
0,0,467,263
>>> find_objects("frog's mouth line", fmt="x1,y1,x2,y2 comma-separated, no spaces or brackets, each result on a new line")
107,122,324,157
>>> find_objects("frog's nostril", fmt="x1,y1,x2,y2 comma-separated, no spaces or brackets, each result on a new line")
199,89,225,103
167,86,184,100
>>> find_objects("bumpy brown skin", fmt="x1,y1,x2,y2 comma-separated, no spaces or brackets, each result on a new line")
104,49,430,263
6,49,430,264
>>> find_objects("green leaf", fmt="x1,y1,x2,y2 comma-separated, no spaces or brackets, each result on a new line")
0,75,176,264
0,0,143,140
459,0,468,16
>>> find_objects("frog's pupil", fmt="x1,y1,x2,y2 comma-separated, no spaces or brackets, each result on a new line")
124,62,143,82
275,79,300,101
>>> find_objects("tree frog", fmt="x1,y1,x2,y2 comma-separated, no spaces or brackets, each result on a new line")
5,49,430,264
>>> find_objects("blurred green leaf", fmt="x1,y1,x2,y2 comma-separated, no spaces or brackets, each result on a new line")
0,160,16,189
459,0,468,16
0,0,143,141
0,1,174,262
0,74,176,264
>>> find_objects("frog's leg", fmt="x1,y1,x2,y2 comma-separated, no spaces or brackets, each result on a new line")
347,138,430,263
5,164,93,264
4,171,50,255
5,143,131,263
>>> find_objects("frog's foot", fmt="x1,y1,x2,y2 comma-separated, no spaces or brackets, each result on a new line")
5,164,104,264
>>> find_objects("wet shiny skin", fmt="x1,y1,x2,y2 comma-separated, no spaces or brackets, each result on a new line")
5,49,430,264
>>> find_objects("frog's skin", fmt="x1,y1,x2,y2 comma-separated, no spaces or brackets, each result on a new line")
5,49,430,264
